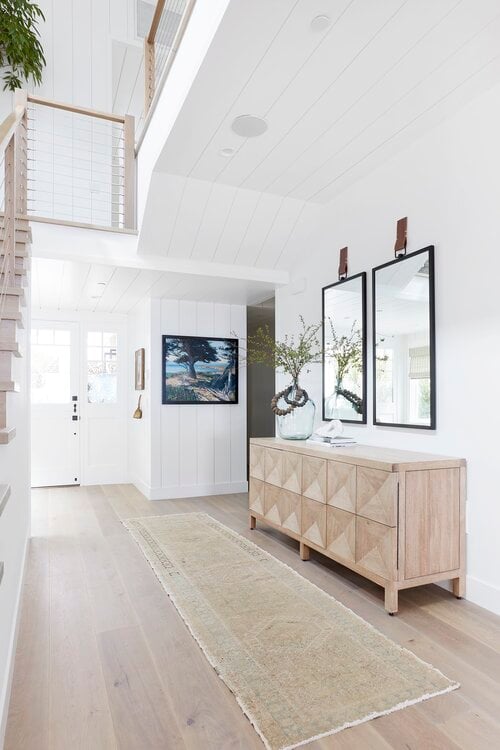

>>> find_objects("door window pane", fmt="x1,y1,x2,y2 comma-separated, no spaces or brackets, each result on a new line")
87,331,117,403
31,328,71,404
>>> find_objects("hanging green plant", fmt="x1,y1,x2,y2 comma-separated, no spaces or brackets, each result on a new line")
0,0,45,91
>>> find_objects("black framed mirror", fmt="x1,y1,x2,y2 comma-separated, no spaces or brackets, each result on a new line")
372,246,436,429
322,272,367,424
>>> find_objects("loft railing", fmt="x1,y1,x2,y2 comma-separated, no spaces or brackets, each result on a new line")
26,96,135,231
144,0,196,116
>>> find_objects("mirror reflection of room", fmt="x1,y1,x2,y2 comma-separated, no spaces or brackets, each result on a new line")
323,274,365,423
374,249,434,428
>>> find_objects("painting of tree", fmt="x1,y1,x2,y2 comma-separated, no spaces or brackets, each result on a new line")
162,335,238,404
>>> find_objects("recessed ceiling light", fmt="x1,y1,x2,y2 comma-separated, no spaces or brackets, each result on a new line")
231,114,268,138
310,15,331,32
220,147,235,157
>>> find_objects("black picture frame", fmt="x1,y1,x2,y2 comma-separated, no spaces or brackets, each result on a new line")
162,334,239,405
372,245,436,430
322,272,367,424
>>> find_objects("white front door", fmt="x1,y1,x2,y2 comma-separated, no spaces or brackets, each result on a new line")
31,322,80,487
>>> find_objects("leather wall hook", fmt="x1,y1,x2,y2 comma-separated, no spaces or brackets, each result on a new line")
338,246,348,280
394,217,407,257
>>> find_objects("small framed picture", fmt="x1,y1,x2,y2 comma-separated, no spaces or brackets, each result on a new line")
135,348,145,390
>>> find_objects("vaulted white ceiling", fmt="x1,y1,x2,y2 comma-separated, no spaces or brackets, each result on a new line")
138,0,500,268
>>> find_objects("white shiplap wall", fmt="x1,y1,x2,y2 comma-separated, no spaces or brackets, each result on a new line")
33,0,137,110
129,297,247,500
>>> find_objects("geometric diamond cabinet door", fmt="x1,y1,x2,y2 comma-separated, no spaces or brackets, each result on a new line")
249,445,265,480
327,461,356,513
264,448,283,487
282,450,302,494
356,467,398,527
302,456,327,503
326,506,356,563
355,516,397,580
264,485,301,535
249,478,265,516
301,497,327,548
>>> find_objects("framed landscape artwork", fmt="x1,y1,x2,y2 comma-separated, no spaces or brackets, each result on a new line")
135,348,145,390
162,335,239,404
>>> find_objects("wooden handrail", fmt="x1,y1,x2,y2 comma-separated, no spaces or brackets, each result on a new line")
147,0,166,44
0,92,27,155
140,0,196,149
27,94,127,124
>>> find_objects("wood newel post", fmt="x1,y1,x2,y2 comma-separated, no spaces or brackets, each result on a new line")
14,90,28,218
4,135,16,283
123,114,136,230
144,38,155,113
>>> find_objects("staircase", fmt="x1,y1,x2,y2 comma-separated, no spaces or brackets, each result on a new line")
0,92,30,445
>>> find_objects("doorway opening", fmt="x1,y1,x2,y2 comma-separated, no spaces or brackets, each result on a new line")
30,320,123,488
246,297,275,449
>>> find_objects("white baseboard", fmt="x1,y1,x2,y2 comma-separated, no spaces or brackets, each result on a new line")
131,479,248,501
466,574,500,616
0,536,30,748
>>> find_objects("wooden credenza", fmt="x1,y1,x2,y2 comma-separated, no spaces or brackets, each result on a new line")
249,438,466,614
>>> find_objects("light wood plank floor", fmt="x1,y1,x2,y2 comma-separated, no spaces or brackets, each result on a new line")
5,484,500,749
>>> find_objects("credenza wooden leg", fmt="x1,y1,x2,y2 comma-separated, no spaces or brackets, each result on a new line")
452,575,465,599
384,584,398,615
249,514,256,530
300,542,310,561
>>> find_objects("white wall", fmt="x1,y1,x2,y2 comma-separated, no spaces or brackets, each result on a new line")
276,82,500,616
128,297,248,500
34,0,137,110
0,290,30,744
128,297,153,493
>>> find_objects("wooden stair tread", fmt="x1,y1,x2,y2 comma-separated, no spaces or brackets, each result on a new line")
0,484,10,516
0,247,30,258
0,427,16,444
0,381,20,392
0,342,22,357
2,287,24,297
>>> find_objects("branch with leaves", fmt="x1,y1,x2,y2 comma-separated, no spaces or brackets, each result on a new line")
0,0,45,91
246,316,322,384
325,319,362,387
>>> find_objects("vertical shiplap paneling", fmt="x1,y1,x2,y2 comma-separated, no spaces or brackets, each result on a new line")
36,0,54,98
160,299,180,489
178,301,198,488
230,305,247,484
109,0,129,43
213,303,231,485
73,0,92,107
91,0,111,110
196,302,215,487
52,0,73,101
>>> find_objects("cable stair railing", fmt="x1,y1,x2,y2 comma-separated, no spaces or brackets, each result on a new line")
0,0,196,448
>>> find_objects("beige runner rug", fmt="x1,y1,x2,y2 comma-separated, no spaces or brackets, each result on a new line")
124,512,458,750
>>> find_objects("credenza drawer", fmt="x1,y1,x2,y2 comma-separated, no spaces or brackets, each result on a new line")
301,496,327,548
264,448,283,487
355,516,397,580
302,456,327,503
327,461,356,513
326,506,356,563
356,467,397,527
249,477,265,516
264,484,301,535
249,445,265,481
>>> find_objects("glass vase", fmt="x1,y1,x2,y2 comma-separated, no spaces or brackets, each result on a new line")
276,384,315,440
